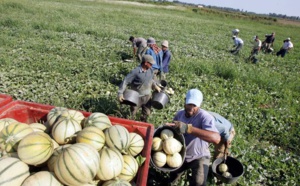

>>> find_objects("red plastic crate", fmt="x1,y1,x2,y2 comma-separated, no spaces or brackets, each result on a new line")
0,94,13,108
0,100,154,186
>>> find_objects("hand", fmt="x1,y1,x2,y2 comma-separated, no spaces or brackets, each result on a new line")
173,121,189,134
118,94,124,102
154,85,161,92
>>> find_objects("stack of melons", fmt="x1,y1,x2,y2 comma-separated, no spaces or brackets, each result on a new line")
0,107,146,186
151,128,183,169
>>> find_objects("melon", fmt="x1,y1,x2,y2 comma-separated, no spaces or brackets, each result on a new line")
47,107,68,127
222,171,232,178
128,132,144,156
218,163,228,173
151,137,163,151
83,112,112,130
54,143,100,186
105,125,130,154
0,157,30,186
21,171,62,186
152,151,167,168
166,152,182,168
47,144,71,172
102,178,131,186
76,126,105,151
160,129,174,140
97,146,124,181
0,118,18,132
162,137,182,155
119,154,139,181
18,132,54,166
51,110,83,144
0,123,34,153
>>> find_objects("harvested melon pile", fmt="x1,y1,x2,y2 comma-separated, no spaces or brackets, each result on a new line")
0,107,146,186
151,128,184,169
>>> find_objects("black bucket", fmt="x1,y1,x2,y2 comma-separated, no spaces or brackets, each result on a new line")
150,125,186,172
152,92,169,110
212,156,244,184
122,89,139,106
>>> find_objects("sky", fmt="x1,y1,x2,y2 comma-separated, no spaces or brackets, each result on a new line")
178,0,300,17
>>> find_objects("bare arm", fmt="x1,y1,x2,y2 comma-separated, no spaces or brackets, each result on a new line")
189,126,221,145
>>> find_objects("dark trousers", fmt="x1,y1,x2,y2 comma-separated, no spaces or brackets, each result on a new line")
130,94,151,122
276,49,287,57
169,157,210,186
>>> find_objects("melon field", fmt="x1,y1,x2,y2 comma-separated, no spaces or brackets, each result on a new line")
0,0,299,185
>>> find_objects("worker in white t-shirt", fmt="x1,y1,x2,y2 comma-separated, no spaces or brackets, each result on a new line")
276,38,293,58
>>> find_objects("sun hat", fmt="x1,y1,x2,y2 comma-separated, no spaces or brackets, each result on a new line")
161,40,169,48
147,37,156,44
185,89,203,107
286,37,290,41
142,54,155,65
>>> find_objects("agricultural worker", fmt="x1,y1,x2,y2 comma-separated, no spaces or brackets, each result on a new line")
118,54,161,122
208,111,235,159
166,89,221,186
232,28,240,36
276,38,293,58
145,37,163,80
129,36,147,62
249,35,262,63
161,40,172,77
231,35,244,55
262,32,275,52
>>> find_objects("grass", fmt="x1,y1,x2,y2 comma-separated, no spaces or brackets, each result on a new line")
0,0,299,185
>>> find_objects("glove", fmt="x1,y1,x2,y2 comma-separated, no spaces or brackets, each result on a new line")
154,85,161,92
173,121,192,134
118,94,124,102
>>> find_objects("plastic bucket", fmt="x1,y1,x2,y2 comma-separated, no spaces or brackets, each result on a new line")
212,156,244,184
152,92,169,110
150,125,186,172
122,89,140,106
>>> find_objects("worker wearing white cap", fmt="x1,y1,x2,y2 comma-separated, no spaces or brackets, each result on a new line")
167,89,220,186
231,35,244,55
276,37,293,57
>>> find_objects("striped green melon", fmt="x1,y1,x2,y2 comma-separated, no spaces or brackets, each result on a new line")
54,143,100,186
51,110,83,144
166,152,183,168
0,157,30,186
0,118,18,132
76,126,105,151
102,178,131,186
162,137,182,155
83,112,112,130
119,154,139,182
152,151,167,167
0,123,34,153
29,123,47,133
21,171,62,186
47,144,71,172
18,132,54,166
47,107,68,127
128,132,144,156
160,129,174,140
97,146,124,181
105,125,130,154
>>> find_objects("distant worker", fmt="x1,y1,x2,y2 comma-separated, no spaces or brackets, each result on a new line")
129,36,147,62
249,35,262,63
161,40,172,78
276,38,293,58
118,54,161,122
262,32,275,53
208,111,236,159
145,37,163,80
232,28,240,36
231,36,244,55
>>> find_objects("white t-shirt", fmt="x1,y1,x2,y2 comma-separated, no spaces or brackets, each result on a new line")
283,41,293,49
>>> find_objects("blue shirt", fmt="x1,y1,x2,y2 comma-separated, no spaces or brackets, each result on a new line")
173,109,219,162
162,50,172,73
208,111,233,141
145,48,163,71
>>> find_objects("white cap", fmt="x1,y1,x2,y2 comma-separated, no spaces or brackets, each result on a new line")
286,37,291,41
162,40,169,48
185,89,203,107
